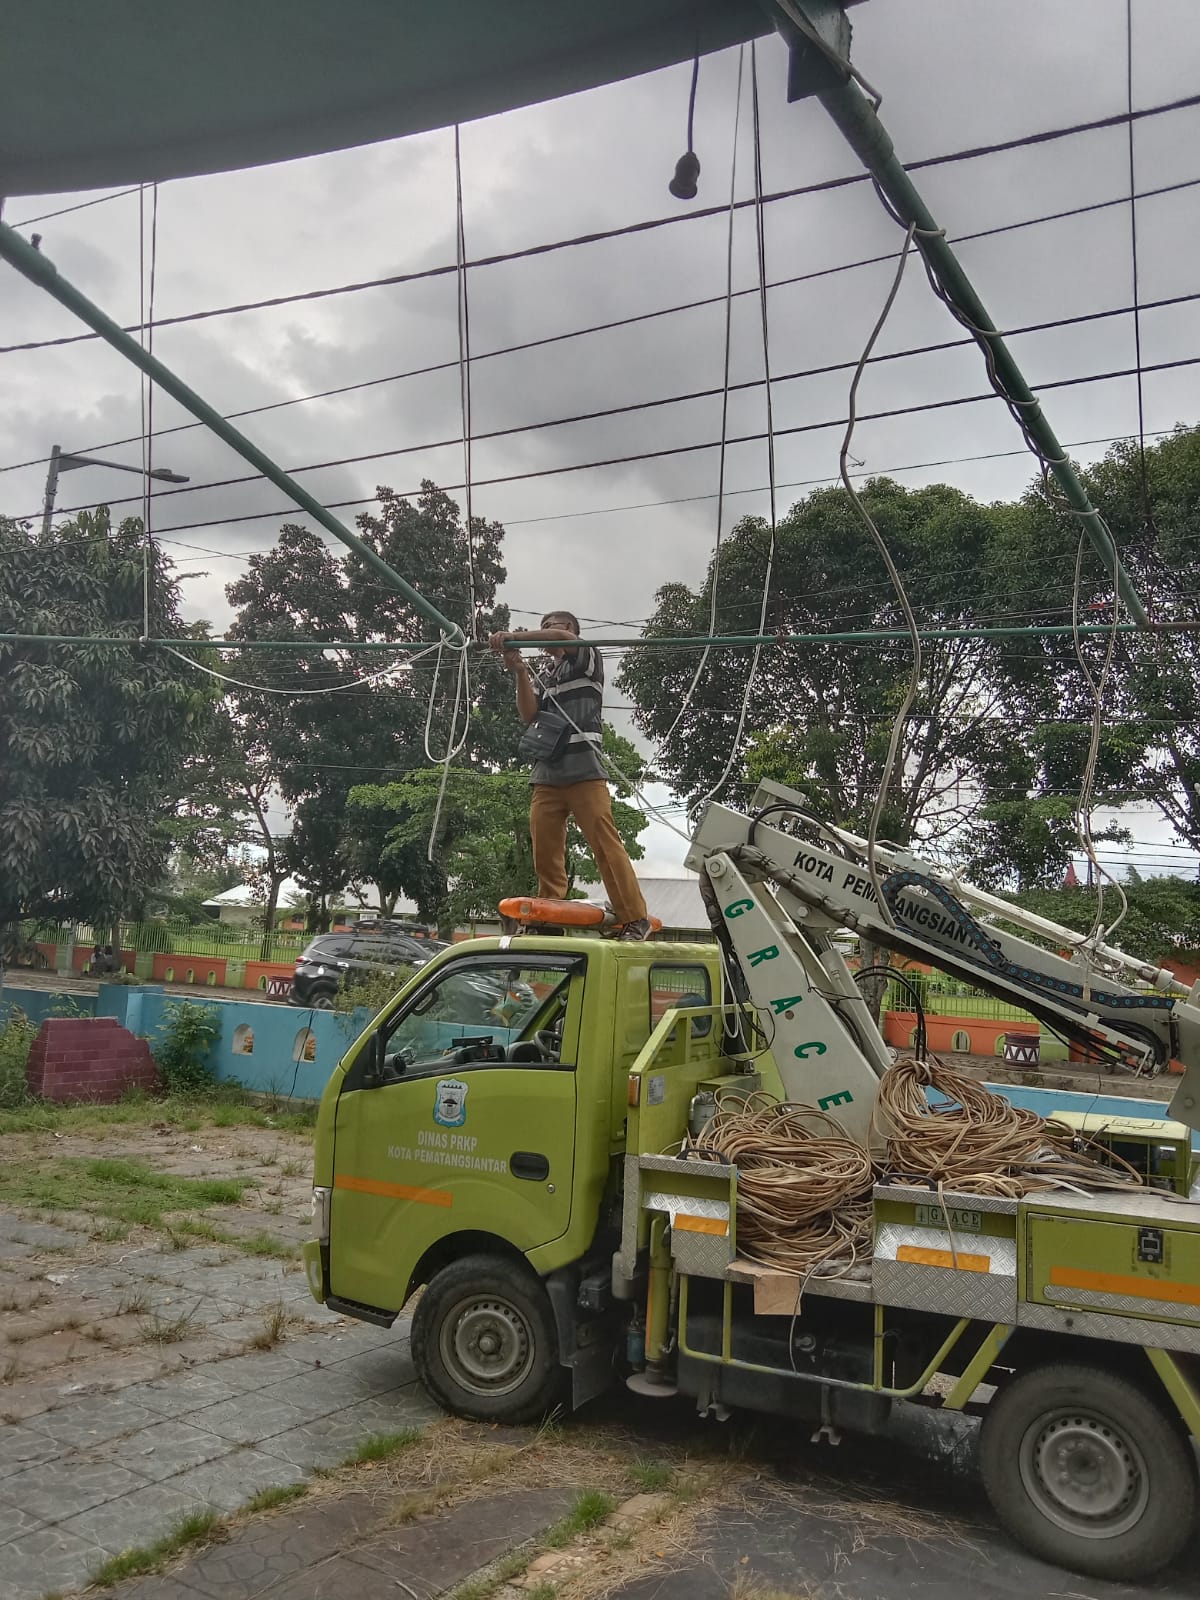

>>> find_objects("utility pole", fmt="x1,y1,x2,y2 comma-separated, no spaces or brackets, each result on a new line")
41,444,190,536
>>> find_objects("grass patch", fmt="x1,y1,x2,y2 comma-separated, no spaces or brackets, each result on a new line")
90,1508,220,1587
527,1585,558,1600
452,1547,532,1600
174,1218,294,1261
233,1230,295,1260
173,1218,223,1244
0,1088,317,1138
628,1459,674,1493
0,1156,251,1229
138,1304,200,1344
90,1218,130,1244
240,1482,308,1515
342,1427,423,1466
544,1490,617,1548
249,1301,293,1351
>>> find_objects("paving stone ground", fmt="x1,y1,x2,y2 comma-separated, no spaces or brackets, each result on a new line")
0,1203,439,1600
82,1395,1200,1600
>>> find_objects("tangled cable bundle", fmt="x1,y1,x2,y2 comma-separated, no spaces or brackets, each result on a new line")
876,1055,1145,1197
696,1092,876,1277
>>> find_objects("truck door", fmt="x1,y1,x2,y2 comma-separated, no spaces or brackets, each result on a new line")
329,952,586,1313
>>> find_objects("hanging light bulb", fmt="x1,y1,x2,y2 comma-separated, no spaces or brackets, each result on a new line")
667,48,701,201
668,151,701,201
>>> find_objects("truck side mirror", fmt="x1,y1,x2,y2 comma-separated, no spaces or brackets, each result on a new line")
364,1030,386,1088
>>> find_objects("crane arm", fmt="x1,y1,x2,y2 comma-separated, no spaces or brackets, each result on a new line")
685,780,1200,1142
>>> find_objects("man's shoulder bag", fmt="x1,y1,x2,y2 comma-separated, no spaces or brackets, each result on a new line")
518,705,572,764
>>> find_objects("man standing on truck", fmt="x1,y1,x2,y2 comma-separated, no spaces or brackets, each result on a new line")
489,611,650,940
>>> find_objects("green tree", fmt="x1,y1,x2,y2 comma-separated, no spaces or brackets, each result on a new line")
619,480,1021,842
0,509,216,933
222,483,523,931
1008,874,1200,966
1076,426,1200,852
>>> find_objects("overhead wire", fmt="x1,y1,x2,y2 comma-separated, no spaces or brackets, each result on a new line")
32,351,1200,540
1071,533,1130,954
160,641,440,696
696,41,778,808
1125,0,1156,542
425,128,479,860
6,186,143,229
138,182,159,640
6,174,1198,480
840,221,921,927
4,92,1199,357
27,286,1200,523
658,45,745,754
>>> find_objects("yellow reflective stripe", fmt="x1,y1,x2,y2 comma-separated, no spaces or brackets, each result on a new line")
897,1244,990,1273
1050,1265,1200,1307
335,1174,453,1208
675,1213,729,1237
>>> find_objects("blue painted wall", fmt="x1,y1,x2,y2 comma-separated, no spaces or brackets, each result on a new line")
92,985,371,1100
0,986,97,1026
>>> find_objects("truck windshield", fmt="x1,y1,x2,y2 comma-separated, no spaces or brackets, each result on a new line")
385,962,573,1069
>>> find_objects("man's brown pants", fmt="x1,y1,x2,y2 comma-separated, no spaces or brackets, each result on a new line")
530,780,647,925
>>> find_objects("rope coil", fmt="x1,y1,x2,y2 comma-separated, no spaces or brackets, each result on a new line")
684,1062,1145,1279
693,1090,875,1277
875,1054,1145,1198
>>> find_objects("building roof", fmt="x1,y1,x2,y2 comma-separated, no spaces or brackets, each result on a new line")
577,875,708,932
202,879,418,916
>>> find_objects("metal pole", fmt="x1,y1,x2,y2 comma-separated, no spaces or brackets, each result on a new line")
777,2,1150,627
0,223,465,646
41,443,60,537
0,621,1165,650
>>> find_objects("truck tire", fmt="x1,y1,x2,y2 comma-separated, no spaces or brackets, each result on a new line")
979,1361,1197,1579
411,1255,562,1424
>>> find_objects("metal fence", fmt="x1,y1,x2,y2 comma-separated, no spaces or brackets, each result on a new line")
20,917,311,964
882,970,1035,1023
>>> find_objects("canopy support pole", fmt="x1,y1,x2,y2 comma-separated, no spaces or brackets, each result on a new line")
773,0,1151,627
0,221,466,646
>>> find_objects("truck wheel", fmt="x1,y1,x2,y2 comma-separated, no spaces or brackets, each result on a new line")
411,1255,562,1423
979,1361,1196,1579
309,989,336,1010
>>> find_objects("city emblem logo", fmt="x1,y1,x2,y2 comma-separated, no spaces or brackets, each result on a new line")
434,1078,469,1128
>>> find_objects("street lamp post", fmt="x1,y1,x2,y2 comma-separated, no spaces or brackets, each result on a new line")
40,444,189,980
41,443,189,536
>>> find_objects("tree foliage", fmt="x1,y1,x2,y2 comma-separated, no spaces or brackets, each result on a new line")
0,510,216,927
619,480,1025,843
220,483,522,929
1009,874,1200,965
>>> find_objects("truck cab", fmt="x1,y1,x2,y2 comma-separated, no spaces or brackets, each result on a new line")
304,936,730,1419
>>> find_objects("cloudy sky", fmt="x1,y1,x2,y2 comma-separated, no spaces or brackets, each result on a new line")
3,0,1199,882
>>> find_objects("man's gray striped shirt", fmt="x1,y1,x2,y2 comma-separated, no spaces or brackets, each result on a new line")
529,646,607,786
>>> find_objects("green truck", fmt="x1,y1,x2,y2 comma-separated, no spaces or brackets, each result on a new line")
306,785,1200,1581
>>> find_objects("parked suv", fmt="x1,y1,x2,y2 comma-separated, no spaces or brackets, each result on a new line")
289,933,448,1008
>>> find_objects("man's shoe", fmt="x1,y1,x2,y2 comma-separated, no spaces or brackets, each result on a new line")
618,918,652,941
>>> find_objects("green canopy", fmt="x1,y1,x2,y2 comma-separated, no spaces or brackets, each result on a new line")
1,0,772,198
